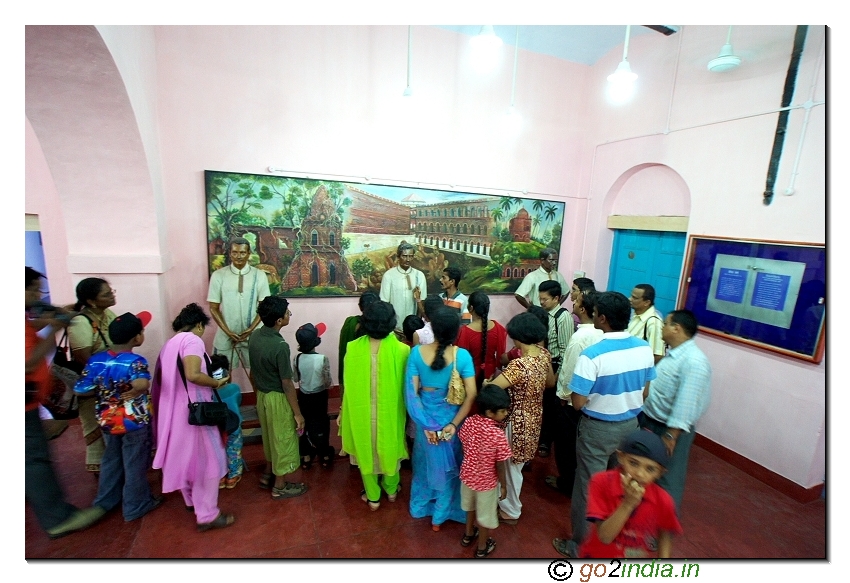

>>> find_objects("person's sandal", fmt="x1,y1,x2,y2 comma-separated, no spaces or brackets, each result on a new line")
361,490,380,511
461,526,479,547
197,512,235,532
271,482,309,500
225,474,242,489
474,538,497,558
387,485,400,503
301,456,313,471
259,473,273,490
321,447,336,468
498,509,518,525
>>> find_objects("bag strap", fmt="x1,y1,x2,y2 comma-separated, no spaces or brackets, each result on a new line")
452,346,458,375
177,352,222,405
643,314,662,341
78,312,111,350
57,328,70,350
553,308,567,352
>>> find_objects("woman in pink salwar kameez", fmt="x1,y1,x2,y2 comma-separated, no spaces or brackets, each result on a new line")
151,303,235,531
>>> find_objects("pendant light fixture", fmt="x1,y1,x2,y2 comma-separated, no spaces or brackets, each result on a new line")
606,25,637,104
469,24,503,73
403,25,413,96
504,26,522,135
469,25,502,50
708,26,742,72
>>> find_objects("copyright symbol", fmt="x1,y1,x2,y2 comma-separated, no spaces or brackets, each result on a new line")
548,560,573,581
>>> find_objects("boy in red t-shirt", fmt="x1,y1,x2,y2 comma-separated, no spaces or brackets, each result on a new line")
555,429,682,558
458,384,512,558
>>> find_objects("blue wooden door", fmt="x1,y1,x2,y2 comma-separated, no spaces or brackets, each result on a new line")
607,230,686,319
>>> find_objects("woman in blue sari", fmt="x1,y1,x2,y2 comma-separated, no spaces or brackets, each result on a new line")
405,309,477,530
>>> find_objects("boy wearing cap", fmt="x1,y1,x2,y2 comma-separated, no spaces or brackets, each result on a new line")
74,311,163,522
293,322,333,469
555,429,682,559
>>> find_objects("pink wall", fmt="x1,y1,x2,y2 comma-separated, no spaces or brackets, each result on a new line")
25,25,825,488
579,25,825,488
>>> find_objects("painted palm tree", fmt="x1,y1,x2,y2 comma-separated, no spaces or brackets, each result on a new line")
491,207,504,223
499,197,515,214
544,203,558,226
532,199,545,214
532,215,541,240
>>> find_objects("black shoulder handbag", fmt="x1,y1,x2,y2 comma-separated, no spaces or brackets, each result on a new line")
53,328,83,375
177,353,239,434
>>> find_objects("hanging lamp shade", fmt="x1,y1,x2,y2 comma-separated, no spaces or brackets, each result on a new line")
469,25,502,49
607,60,637,83
708,26,742,72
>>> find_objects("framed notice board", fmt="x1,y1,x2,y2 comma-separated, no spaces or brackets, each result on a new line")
679,236,825,363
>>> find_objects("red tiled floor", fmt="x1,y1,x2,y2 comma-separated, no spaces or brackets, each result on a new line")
25,417,825,559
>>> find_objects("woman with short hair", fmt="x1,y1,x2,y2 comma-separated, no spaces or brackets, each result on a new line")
488,312,555,524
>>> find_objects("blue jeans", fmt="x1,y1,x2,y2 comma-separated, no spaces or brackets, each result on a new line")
94,425,157,521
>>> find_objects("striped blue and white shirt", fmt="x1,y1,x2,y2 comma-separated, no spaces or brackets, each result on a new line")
569,331,656,422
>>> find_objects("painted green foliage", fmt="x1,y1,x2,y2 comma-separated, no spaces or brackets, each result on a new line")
205,171,565,297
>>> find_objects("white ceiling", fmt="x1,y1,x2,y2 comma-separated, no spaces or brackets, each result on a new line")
436,25,669,66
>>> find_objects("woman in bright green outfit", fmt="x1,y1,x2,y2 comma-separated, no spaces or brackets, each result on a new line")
340,300,410,510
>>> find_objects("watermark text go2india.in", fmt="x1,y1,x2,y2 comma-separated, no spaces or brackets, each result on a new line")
548,559,700,581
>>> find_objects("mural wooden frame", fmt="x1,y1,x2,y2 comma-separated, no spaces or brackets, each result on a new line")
205,170,567,298
678,235,825,363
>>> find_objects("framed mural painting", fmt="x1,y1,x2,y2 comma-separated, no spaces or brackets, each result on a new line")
205,171,567,299
678,235,825,363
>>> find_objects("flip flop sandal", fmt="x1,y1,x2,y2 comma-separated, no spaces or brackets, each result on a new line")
360,490,380,511
475,538,497,558
259,473,273,490
271,482,309,500
387,485,401,503
498,510,518,525
321,446,337,467
301,456,314,471
225,474,242,489
461,526,479,547
197,512,235,532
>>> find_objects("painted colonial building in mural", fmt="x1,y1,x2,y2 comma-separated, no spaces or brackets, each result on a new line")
412,198,494,257
346,186,410,234
281,185,357,290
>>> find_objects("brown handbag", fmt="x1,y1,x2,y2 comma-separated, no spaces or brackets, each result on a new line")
446,346,466,405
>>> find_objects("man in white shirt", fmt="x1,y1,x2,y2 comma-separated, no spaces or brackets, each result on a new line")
514,248,568,309
379,242,426,330
628,283,665,363
208,237,271,393
547,287,603,495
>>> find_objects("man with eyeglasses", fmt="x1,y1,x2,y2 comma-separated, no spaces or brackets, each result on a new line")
514,248,568,310
628,284,665,364
379,242,426,329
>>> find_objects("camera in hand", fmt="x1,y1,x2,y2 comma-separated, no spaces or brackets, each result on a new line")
209,354,229,381
31,301,75,323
